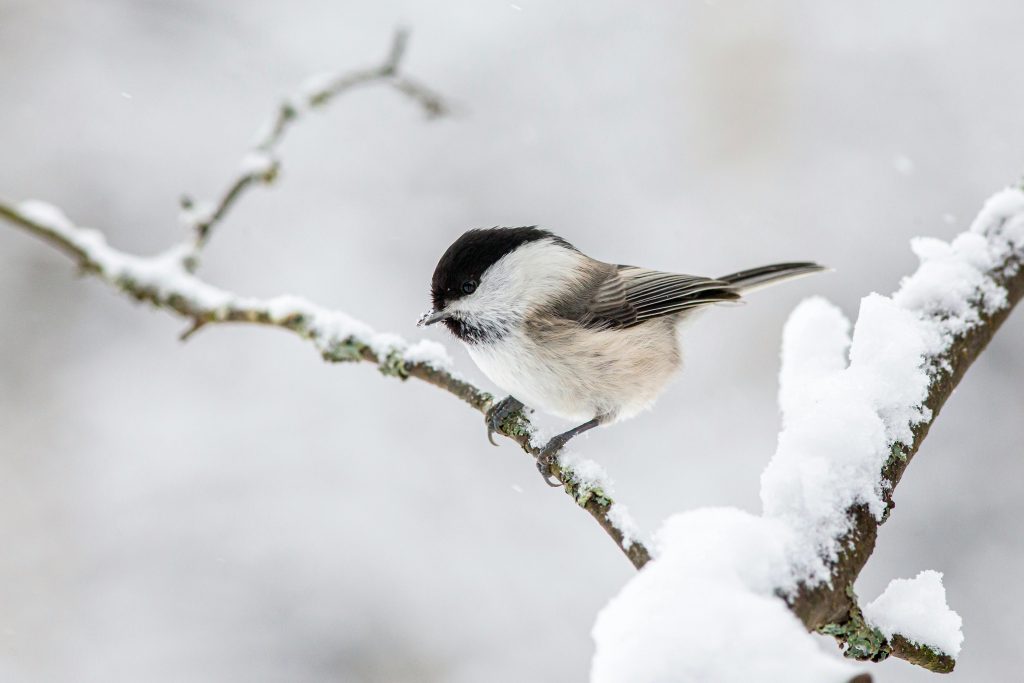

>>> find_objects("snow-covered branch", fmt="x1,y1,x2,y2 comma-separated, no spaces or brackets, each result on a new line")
781,188,1024,669
0,31,650,573
593,187,1024,681
0,196,649,568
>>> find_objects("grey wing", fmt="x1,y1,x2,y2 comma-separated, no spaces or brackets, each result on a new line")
579,265,740,329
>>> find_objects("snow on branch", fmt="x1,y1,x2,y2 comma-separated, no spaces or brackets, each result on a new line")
0,196,649,568
0,31,650,575
863,570,963,660
593,187,1024,681
787,188,1024,667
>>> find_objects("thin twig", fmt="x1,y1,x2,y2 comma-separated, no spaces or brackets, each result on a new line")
183,28,448,254
178,318,208,341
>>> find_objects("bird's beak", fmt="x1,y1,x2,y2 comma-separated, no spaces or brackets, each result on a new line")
418,308,451,327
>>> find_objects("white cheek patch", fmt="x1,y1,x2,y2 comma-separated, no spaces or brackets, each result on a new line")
449,239,587,322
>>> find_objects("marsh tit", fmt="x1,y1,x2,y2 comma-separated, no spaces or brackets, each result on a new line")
420,227,823,485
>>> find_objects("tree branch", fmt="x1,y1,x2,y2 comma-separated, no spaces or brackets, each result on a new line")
817,585,956,673
0,30,649,571
787,190,1024,672
0,196,649,568
181,27,448,254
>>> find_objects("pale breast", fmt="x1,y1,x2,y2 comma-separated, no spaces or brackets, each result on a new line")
467,332,590,421
466,317,683,424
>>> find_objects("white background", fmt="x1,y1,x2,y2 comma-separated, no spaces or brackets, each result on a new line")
1,1,1021,681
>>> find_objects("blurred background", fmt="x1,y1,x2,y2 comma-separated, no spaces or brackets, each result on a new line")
1,1,1022,681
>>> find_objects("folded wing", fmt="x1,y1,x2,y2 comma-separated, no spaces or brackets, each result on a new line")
579,266,739,329
578,261,824,329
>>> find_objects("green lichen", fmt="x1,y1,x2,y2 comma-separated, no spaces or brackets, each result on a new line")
280,101,298,119
888,442,908,465
498,409,533,441
321,338,367,363
818,585,891,663
377,350,410,378
586,489,612,508
561,470,611,508
889,634,956,673
571,483,606,507
255,161,279,184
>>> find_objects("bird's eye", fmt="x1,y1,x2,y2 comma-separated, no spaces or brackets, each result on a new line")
461,279,477,295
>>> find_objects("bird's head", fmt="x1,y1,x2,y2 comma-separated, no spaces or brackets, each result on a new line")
419,226,579,343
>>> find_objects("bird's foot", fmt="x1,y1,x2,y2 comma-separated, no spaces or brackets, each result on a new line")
532,417,602,487
535,435,570,487
485,396,524,446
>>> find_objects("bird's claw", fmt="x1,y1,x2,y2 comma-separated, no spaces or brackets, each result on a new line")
535,438,567,488
485,396,524,446
485,397,582,487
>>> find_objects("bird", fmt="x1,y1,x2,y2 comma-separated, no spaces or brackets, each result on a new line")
419,227,824,485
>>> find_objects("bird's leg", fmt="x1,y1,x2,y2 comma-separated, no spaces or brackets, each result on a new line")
485,395,525,446
536,417,602,487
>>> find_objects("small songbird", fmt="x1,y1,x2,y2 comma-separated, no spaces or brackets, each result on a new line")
420,227,823,485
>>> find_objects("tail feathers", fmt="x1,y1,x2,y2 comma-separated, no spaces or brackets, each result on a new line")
718,262,826,294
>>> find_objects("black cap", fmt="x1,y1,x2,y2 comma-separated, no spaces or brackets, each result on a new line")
430,227,573,311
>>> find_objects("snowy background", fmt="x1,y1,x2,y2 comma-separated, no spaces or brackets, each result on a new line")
1,1,1023,681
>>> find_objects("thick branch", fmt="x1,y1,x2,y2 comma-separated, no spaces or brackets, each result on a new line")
789,194,1024,671
818,585,956,673
588,188,1023,679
